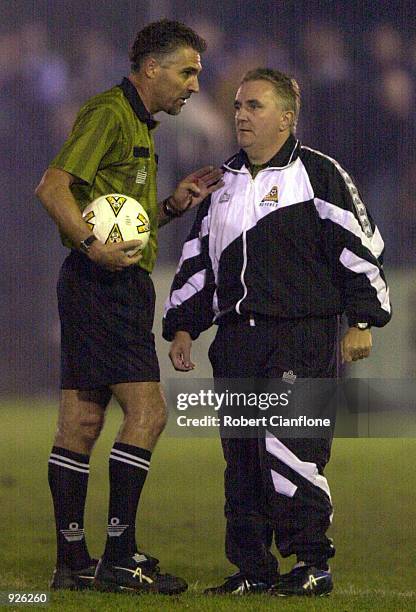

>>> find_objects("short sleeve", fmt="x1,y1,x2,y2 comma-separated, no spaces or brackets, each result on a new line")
49,105,120,185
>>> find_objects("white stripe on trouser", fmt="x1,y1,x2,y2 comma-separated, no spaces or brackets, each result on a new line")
265,431,333,521
270,470,298,497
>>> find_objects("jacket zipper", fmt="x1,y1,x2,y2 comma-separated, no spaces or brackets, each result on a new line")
235,173,256,314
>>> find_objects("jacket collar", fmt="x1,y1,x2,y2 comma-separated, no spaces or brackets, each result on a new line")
119,77,158,130
224,133,300,172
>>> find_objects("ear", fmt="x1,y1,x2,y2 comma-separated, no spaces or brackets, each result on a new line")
142,56,160,80
280,110,294,132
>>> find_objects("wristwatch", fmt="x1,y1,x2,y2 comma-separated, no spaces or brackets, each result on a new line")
79,234,98,254
354,322,370,330
162,196,184,218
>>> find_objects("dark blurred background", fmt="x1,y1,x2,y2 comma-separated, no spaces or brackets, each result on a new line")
1,0,415,394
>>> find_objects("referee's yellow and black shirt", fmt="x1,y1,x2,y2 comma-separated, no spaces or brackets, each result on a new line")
50,77,159,272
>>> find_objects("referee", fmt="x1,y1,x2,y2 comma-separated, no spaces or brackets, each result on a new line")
35,20,223,595
164,68,391,596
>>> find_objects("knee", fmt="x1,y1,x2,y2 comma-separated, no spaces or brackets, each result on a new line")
57,413,104,444
78,414,105,443
151,402,168,435
124,398,168,436
145,400,168,435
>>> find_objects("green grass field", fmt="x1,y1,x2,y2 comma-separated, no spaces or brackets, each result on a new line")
0,400,415,611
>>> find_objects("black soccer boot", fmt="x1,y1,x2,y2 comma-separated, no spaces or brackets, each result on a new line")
270,563,333,597
204,571,273,595
93,551,187,595
50,559,98,590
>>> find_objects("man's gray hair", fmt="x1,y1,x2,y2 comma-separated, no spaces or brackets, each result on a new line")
241,68,301,132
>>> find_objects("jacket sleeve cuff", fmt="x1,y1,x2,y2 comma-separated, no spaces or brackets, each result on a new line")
346,316,371,328
162,318,200,342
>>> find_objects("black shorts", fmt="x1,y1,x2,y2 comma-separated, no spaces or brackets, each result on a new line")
57,250,160,389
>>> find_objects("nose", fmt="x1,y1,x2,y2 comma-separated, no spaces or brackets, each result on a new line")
235,107,248,122
188,75,199,94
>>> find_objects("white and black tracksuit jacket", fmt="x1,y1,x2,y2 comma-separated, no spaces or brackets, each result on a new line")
163,134,391,341
163,135,392,574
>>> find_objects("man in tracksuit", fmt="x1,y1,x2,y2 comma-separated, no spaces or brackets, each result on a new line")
163,68,391,596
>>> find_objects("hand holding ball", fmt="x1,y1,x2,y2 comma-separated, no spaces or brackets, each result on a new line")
82,194,150,256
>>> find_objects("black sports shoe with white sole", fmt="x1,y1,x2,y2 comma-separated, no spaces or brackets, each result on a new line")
204,572,272,595
50,560,98,590
270,564,333,596
93,552,188,595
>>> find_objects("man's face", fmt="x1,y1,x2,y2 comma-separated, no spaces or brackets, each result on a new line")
152,46,202,115
234,80,288,153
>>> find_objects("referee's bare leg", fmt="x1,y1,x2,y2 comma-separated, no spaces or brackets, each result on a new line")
54,388,112,453
103,381,167,566
48,388,111,578
110,381,167,449
52,382,166,453
49,382,167,577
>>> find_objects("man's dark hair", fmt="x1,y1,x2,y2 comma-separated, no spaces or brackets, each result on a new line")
130,19,207,71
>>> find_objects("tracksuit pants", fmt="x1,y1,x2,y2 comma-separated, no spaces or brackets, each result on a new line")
208,313,338,582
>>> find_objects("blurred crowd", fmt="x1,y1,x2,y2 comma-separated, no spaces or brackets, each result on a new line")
1,7,415,392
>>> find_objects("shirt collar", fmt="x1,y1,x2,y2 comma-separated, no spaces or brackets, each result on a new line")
119,77,158,130
266,133,300,167
225,133,300,171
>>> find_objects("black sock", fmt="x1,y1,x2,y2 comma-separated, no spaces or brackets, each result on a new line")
103,442,151,563
48,446,92,570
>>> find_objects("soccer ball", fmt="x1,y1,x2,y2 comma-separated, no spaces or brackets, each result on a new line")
82,193,150,255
